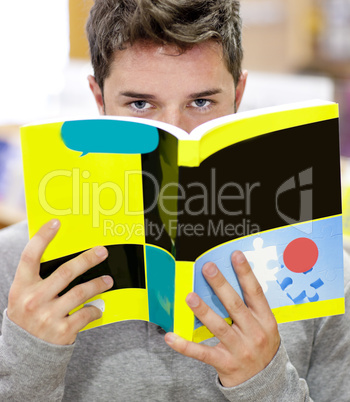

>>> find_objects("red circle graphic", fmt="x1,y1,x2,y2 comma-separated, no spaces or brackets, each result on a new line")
283,238,319,273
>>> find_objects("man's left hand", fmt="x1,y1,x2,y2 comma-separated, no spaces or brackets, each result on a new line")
165,250,280,388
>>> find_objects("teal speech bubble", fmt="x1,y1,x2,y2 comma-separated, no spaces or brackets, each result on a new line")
61,119,159,156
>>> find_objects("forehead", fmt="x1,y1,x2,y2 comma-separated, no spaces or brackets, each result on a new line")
105,41,233,91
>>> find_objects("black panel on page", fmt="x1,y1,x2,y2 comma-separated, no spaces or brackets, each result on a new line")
175,119,341,261
40,244,146,295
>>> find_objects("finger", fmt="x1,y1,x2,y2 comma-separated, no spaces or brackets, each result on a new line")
165,332,221,368
65,305,105,342
201,262,253,330
231,251,272,320
56,275,113,316
16,219,61,282
45,246,110,298
185,292,237,348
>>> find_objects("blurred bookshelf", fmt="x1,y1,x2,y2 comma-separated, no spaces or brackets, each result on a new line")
242,0,350,250
0,125,26,228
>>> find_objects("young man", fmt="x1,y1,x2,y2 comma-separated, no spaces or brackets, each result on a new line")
1,1,349,400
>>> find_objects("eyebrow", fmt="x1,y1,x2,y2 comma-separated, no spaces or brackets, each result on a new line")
187,89,223,99
119,88,223,100
120,91,156,100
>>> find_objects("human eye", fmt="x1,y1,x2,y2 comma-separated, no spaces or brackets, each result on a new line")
189,99,214,111
128,100,153,113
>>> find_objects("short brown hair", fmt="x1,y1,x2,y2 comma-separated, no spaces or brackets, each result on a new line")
86,0,243,91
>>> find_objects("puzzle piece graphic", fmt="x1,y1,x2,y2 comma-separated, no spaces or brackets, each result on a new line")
193,215,344,326
273,219,344,304
244,237,280,293
314,224,343,240
275,265,324,303
313,229,343,275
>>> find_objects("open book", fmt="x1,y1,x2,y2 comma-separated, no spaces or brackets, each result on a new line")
21,99,344,342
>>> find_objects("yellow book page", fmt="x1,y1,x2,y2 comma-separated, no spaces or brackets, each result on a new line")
21,122,145,261
178,103,339,167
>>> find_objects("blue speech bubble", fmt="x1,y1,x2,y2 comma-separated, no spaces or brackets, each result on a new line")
61,119,159,156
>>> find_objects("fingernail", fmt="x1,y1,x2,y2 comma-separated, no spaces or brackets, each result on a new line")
49,219,60,229
94,246,108,258
235,251,246,264
85,299,105,312
165,332,178,345
102,275,113,286
186,293,200,308
204,263,217,277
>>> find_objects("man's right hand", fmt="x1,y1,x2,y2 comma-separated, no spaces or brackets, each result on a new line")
7,219,113,345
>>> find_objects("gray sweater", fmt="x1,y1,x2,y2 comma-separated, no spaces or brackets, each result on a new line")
0,221,349,401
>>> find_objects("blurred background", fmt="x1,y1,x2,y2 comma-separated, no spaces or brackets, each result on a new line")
0,0,350,244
